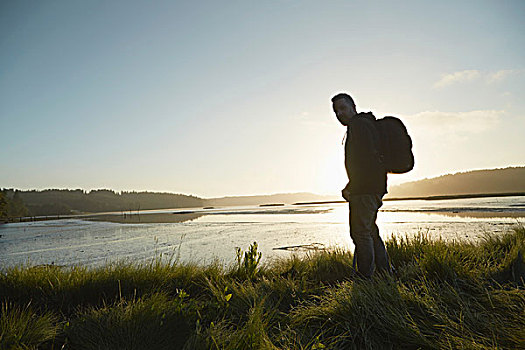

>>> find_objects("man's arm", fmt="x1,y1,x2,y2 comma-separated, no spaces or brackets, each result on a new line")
342,181,351,201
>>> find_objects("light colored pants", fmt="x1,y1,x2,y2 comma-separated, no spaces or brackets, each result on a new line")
349,194,391,278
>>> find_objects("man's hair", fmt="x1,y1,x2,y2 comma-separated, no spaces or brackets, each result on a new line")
331,93,356,108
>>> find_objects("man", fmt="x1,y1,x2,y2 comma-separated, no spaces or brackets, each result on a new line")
332,92,391,278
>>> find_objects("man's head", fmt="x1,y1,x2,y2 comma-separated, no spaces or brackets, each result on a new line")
331,93,357,126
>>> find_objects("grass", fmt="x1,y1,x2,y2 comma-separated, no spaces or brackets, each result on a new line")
1,227,524,349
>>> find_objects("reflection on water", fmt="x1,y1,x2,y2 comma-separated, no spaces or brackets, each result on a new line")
82,207,332,224
86,212,205,224
1,197,523,268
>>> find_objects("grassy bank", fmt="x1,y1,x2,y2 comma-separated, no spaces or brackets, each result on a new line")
1,228,524,349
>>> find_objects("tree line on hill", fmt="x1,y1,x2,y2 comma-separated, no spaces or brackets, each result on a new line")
0,190,29,219
0,189,205,218
387,167,525,198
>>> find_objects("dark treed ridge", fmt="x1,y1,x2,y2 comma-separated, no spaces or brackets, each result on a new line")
387,167,525,198
1,189,205,216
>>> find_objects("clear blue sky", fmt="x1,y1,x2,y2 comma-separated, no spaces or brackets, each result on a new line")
1,0,524,197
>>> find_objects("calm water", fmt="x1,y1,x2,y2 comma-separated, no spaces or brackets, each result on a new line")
1,196,523,268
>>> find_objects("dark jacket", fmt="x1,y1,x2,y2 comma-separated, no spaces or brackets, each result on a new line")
344,112,387,195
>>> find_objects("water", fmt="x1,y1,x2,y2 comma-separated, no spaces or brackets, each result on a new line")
1,196,523,268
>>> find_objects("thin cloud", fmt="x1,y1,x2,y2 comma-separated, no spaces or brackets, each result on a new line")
434,69,523,88
486,69,524,84
434,70,480,88
403,110,503,134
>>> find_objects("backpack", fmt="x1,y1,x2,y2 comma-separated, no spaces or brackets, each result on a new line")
375,116,414,174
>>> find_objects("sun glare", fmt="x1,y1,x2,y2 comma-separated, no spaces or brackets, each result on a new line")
316,149,347,195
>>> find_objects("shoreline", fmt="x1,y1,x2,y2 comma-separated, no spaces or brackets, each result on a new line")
385,191,525,201
85,209,525,224
3,209,525,225
383,210,525,218
293,191,525,205
2,192,524,224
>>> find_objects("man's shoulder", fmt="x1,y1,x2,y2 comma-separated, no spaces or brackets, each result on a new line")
351,113,377,130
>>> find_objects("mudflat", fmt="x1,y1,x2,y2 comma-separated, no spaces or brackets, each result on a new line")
85,212,204,224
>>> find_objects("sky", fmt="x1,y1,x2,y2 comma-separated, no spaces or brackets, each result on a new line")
1,0,524,198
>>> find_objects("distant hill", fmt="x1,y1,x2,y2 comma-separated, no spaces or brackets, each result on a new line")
205,192,338,207
387,167,525,198
1,188,337,217
2,189,205,216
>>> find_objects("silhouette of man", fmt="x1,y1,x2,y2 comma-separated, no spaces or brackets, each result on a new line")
332,93,391,278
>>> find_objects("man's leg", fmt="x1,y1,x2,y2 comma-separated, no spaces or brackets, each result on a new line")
370,195,391,275
349,195,379,278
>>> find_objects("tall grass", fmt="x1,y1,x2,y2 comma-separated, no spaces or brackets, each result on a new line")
0,303,57,350
1,227,524,349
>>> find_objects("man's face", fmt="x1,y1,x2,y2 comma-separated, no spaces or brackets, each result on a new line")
332,99,356,126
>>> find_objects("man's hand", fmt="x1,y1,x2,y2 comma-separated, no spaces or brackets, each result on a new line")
342,182,351,202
